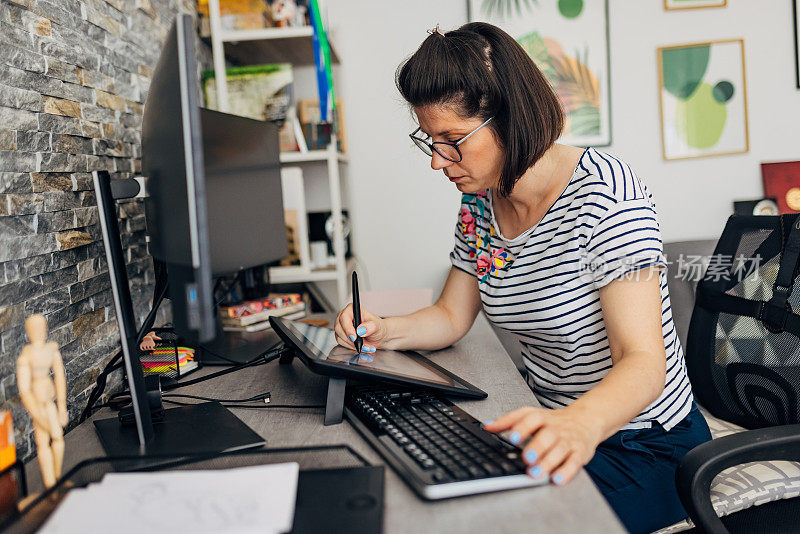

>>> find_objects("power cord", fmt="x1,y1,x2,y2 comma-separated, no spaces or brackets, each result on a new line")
90,343,293,416
163,392,272,404
214,271,242,306
80,265,169,422
195,339,283,366
161,344,286,392
162,399,325,410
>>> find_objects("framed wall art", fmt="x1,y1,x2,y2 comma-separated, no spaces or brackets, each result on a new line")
657,39,749,161
664,0,726,11
794,0,800,89
468,0,611,147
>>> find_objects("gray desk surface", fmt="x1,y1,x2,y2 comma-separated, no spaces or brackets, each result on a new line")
30,314,624,533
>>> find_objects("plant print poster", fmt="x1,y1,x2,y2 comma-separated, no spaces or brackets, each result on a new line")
468,0,612,146
657,39,749,160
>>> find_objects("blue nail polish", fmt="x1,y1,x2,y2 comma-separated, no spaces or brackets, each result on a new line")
553,474,564,485
368,355,374,362
484,419,494,425
370,346,376,353
509,431,521,444
524,450,537,464
356,326,367,336
349,334,356,341
529,465,542,478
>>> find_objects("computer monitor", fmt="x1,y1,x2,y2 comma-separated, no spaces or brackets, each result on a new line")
93,13,284,456
200,108,286,276
142,17,287,344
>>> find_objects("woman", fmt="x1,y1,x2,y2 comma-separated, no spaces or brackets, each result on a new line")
334,22,711,533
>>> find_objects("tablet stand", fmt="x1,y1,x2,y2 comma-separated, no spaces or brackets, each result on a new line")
324,377,347,426
279,349,347,425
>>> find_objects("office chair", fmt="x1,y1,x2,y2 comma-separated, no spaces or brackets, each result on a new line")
675,217,800,534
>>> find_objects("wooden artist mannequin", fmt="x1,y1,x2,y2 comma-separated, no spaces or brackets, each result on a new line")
17,314,67,489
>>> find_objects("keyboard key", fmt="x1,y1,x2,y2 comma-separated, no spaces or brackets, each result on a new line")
448,467,471,481
481,462,503,476
432,470,451,482
498,461,519,475
467,465,487,478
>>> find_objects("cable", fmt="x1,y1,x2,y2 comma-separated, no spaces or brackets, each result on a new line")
163,392,271,403
80,266,170,422
254,404,325,409
79,353,123,422
131,444,372,472
88,342,289,417
162,399,324,410
161,345,284,392
196,339,282,366
214,271,242,306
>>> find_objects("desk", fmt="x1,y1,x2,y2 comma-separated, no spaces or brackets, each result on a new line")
28,314,624,533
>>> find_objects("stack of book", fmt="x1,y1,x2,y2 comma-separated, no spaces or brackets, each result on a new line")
220,293,307,333
141,345,198,376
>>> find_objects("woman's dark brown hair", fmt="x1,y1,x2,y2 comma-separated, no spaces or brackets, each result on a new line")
396,22,564,197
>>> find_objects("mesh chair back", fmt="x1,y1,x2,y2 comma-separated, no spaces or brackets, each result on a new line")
687,214,800,429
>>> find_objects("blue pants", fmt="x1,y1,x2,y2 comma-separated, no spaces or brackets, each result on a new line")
585,404,712,534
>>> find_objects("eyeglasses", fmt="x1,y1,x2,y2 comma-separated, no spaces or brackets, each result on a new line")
409,117,493,163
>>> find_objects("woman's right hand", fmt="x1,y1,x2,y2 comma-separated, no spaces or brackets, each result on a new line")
334,304,389,353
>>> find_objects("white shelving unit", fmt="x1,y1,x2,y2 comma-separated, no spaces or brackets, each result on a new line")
206,0,350,306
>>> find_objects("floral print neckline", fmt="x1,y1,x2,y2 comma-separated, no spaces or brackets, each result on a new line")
460,190,512,285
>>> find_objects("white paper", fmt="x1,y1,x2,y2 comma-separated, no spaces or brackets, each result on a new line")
39,462,300,534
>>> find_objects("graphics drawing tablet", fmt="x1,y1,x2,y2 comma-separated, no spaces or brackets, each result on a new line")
270,316,487,399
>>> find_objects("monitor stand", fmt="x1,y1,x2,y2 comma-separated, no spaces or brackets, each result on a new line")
93,170,265,458
94,402,265,457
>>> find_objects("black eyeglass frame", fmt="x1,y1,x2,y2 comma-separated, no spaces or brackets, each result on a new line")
409,117,494,163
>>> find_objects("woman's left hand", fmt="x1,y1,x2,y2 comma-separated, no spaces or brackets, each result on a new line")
483,406,602,485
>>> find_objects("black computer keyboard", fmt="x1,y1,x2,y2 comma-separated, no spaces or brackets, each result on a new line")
344,387,545,500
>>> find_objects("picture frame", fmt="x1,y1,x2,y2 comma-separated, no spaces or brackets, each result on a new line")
761,161,800,214
657,39,749,161
794,0,800,89
664,0,726,11
467,0,611,147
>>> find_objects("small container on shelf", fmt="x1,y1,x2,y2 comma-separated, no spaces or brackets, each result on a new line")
139,329,199,382
198,0,310,37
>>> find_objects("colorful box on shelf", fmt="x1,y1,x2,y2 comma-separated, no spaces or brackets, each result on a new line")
141,347,198,375
220,293,304,320
198,0,310,36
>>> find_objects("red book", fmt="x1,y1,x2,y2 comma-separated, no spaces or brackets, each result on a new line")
761,161,800,214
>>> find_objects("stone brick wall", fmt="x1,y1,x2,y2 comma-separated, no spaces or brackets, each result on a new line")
0,0,207,461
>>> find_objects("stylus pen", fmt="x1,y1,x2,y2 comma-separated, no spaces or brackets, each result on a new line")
352,271,363,354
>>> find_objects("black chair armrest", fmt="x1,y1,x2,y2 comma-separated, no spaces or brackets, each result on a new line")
675,423,800,534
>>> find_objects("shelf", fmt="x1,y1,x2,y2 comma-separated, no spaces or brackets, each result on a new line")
269,266,337,283
269,258,353,284
280,150,348,164
206,26,339,66
205,0,351,307
219,26,315,42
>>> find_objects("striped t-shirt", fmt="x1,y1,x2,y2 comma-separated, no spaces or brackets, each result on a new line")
450,147,692,431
